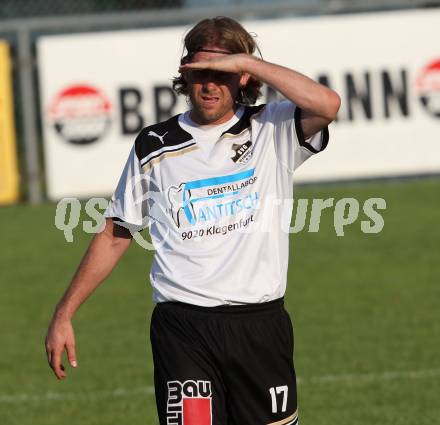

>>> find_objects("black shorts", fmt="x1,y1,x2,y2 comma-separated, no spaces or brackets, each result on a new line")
150,298,298,425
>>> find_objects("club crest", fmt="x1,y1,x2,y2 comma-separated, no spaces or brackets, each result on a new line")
231,140,253,164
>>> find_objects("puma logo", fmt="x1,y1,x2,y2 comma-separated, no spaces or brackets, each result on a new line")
148,131,168,144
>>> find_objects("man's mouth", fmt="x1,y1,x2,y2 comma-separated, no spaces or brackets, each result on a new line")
201,95,219,104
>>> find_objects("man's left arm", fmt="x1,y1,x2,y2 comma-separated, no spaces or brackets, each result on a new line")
180,54,341,139
242,56,341,139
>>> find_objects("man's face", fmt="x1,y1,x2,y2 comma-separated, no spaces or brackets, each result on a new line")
185,47,242,125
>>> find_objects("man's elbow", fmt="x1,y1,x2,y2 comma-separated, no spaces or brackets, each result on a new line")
323,90,341,122
101,218,133,247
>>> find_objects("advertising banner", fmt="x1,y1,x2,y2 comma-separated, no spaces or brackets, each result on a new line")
38,10,440,199
0,41,20,204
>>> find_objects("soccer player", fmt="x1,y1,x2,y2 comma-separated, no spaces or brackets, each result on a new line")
45,16,340,425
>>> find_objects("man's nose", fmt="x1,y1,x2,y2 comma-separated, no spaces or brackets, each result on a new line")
202,78,217,91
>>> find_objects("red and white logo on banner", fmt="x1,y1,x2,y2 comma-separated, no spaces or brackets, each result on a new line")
48,84,113,145
415,59,440,119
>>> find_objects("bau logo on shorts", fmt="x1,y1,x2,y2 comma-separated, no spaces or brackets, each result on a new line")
167,380,212,425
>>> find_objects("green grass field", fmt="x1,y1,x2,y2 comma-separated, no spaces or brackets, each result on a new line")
1,178,439,425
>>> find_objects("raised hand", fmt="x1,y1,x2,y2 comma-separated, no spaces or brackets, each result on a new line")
179,53,250,75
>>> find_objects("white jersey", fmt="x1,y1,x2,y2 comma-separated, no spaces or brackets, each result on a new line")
104,101,328,306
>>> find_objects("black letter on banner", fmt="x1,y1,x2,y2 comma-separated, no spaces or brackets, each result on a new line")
154,86,178,123
317,75,331,88
345,72,372,121
119,88,144,135
382,70,409,118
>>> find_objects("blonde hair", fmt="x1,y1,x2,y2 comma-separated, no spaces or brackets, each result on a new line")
172,16,262,105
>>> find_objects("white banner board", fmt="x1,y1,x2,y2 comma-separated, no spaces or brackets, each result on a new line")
38,10,440,199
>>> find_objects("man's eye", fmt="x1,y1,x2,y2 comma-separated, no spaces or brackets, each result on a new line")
191,70,234,82
214,71,232,81
192,70,206,80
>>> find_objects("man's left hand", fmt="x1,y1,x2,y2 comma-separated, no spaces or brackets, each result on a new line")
179,54,250,74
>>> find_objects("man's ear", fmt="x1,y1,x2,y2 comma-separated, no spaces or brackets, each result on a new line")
240,72,251,87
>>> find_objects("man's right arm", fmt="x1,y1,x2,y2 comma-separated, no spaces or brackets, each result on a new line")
45,218,132,379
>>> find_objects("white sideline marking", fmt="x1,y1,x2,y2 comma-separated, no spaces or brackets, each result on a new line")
1,368,440,404
297,367,440,385
0,386,155,404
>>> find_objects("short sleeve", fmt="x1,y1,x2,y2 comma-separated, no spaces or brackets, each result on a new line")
103,143,149,233
267,100,329,173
